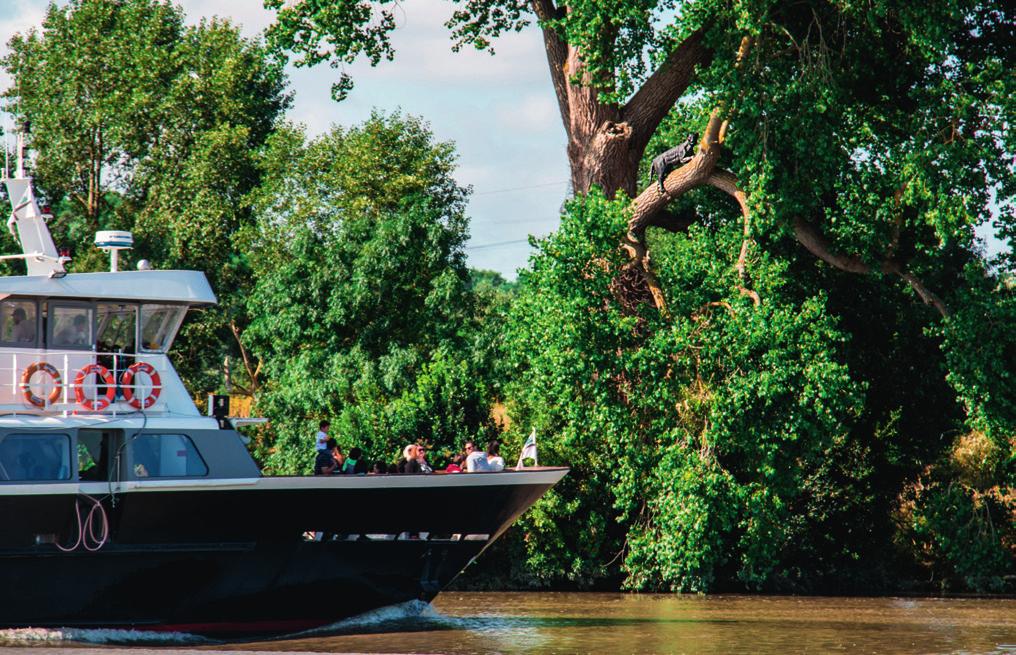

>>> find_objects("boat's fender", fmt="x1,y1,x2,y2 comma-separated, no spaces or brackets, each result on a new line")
120,361,162,409
74,363,116,411
21,361,62,408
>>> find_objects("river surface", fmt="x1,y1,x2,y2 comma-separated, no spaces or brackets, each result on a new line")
0,592,1014,654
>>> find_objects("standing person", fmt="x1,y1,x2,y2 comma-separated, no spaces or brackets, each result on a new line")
464,440,491,472
399,444,422,474
486,440,505,472
315,420,330,452
416,445,433,473
314,439,343,475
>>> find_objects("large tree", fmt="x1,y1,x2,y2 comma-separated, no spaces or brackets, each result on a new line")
266,0,1015,592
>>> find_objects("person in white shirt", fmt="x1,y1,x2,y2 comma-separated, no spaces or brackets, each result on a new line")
464,440,491,472
486,440,505,472
315,420,330,452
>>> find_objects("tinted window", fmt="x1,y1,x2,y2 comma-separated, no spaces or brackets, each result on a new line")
139,305,184,352
131,434,207,478
97,304,136,353
0,299,38,346
0,433,72,481
50,304,94,349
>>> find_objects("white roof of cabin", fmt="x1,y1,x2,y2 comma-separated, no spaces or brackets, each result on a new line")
0,270,216,305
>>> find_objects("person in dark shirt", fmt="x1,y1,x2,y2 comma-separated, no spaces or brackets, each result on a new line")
398,444,422,474
314,439,343,475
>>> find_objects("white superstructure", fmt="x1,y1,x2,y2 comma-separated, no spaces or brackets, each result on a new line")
0,129,216,417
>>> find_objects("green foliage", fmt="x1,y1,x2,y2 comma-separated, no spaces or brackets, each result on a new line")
244,114,494,473
3,0,289,394
500,191,865,590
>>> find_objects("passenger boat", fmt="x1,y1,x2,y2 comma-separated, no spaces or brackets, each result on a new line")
0,131,566,636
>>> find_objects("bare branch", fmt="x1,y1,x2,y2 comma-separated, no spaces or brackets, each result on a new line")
792,217,951,317
230,320,262,393
707,169,761,306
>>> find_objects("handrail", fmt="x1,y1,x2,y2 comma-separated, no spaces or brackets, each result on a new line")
0,349,167,414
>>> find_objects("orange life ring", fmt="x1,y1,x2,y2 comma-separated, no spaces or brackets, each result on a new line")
74,363,116,411
21,361,63,408
120,362,161,410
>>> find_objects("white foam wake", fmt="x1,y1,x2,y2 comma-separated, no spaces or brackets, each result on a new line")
290,599,437,637
0,625,209,646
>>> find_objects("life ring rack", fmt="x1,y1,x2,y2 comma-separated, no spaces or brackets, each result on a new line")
120,361,162,410
20,361,63,408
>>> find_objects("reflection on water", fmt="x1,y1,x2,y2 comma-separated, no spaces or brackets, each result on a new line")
1,593,1014,654
233,592,1016,655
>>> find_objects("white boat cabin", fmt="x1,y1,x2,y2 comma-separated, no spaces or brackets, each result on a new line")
0,270,215,416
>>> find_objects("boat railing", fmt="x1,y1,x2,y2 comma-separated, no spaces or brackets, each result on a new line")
0,349,167,415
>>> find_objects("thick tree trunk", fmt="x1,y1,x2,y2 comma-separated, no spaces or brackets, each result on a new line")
531,1,710,198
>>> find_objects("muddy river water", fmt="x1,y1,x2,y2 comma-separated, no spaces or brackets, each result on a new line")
1,592,1014,654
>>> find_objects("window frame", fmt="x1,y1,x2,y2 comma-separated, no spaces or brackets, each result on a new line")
46,301,96,351
0,297,41,348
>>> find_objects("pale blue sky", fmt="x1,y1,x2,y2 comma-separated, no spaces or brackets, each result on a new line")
1,0,1006,277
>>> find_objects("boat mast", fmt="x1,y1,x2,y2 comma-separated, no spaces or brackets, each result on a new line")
2,121,67,278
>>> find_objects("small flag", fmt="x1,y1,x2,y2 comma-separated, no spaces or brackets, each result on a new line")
516,428,538,469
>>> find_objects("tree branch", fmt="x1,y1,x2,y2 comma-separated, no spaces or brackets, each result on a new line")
230,320,262,393
792,217,951,317
623,28,711,152
707,169,761,306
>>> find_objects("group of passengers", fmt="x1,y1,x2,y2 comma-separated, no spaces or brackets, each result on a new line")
311,420,506,476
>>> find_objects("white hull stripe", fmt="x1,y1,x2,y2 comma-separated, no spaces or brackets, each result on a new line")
0,468,568,495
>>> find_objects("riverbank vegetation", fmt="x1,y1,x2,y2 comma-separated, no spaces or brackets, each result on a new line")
2,0,1013,594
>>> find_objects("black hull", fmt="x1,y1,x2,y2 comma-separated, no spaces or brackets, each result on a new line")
0,470,565,635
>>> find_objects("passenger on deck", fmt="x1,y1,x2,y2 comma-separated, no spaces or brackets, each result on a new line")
416,444,433,473
314,439,343,475
399,444,422,474
487,440,505,472
370,461,386,474
342,447,368,474
464,440,491,472
445,453,465,473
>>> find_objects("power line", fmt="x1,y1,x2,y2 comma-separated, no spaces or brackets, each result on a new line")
465,237,532,250
471,180,569,196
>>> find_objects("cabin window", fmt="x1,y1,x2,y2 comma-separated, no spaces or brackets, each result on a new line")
48,304,95,350
78,429,116,482
139,305,185,353
0,298,39,347
0,433,71,481
97,304,137,354
131,434,207,478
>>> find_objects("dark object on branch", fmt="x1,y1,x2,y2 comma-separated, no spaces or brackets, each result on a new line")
650,133,698,193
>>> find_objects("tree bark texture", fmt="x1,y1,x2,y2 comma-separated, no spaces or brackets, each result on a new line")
531,0,711,198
